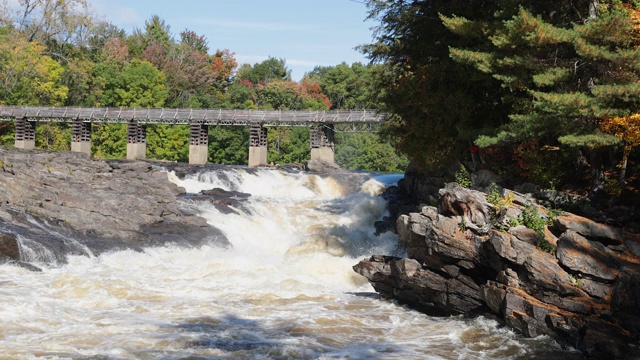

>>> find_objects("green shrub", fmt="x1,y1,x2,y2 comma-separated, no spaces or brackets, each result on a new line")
455,165,472,188
486,183,502,206
519,205,546,235
537,239,557,254
604,175,623,198
458,218,467,232
546,208,563,226
507,216,521,227
487,183,515,218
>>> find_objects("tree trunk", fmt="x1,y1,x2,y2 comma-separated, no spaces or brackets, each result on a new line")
619,146,630,183
588,148,605,201
589,0,599,19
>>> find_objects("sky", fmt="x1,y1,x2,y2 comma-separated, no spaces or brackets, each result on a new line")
89,0,378,81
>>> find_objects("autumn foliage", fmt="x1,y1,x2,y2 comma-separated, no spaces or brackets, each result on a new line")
0,1,401,171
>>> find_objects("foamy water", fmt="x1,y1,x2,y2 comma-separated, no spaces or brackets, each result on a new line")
0,168,581,359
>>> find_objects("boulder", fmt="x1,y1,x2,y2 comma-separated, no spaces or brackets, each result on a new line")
305,159,342,174
0,232,20,261
438,183,491,232
557,231,620,281
555,213,624,244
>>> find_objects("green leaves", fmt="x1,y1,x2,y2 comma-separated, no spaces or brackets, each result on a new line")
532,67,571,87
335,133,408,173
107,60,167,108
558,133,620,148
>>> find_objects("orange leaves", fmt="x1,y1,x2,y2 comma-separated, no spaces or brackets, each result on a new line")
211,49,237,83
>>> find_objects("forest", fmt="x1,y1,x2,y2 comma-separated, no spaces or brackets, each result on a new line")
0,0,407,173
362,0,640,209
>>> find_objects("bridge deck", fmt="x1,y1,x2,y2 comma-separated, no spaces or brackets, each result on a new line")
0,106,384,127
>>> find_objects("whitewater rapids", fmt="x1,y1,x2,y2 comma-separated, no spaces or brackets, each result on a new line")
0,168,581,359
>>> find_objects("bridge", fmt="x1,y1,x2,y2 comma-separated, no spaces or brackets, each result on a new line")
0,106,384,166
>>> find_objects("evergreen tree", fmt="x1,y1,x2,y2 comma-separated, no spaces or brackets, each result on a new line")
360,0,507,170
442,1,640,196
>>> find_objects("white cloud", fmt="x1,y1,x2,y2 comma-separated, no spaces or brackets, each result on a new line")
234,55,269,66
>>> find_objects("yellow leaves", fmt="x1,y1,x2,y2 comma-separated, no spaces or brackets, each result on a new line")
0,32,67,105
600,114,640,147
600,113,640,175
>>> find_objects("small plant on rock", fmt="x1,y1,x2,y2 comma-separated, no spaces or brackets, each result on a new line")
537,239,557,254
458,218,467,232
487,183,502,206
507,216,522,228
486,183,515,218
569,274,583,288
519,204,546,236
518,204,557,253
455,165,472,188
546,208,563,226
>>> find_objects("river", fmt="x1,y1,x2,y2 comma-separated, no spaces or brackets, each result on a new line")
0,167,583,359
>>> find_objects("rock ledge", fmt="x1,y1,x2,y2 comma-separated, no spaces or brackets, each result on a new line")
355,183,640,360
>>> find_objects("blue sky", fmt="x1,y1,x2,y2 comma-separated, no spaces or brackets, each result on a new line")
90,0,378,81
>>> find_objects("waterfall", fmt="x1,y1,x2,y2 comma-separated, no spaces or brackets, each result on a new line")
0,168,581,359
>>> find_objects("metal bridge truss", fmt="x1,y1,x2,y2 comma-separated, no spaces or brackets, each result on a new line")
0,106,384,133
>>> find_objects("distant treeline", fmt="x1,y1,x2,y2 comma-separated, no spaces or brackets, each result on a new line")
0,1,407,172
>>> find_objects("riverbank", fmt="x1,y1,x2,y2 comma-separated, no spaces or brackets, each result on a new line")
355,169,640,360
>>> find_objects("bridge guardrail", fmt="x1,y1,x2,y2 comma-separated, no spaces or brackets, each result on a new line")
0,106,386,126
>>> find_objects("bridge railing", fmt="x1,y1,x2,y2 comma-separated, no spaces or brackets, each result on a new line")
0,106,385,125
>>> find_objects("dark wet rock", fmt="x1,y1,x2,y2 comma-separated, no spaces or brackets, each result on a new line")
0,147,228,264
305,159,342,174
201,187,251,198
0,232,19,261
375,184,421,234
184,187,253,215
355,182,640,360
161,162,229,180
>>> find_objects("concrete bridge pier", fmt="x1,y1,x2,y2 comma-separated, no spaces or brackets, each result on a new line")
310,124,335,163
14,118,36,150
71,119,91,155
189,123,208,165
126,120,146,160
248,123,268,167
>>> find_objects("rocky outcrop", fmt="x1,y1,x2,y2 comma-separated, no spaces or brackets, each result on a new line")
354,183,640,360
186,187,252,215
305,159,342,174
0,147,227,264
